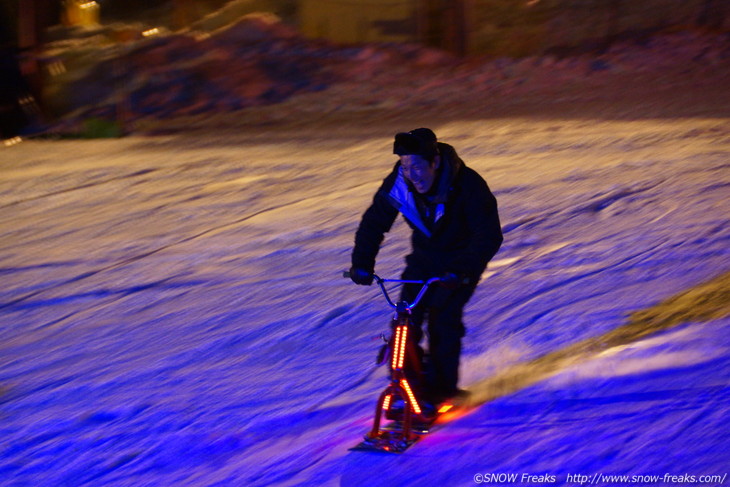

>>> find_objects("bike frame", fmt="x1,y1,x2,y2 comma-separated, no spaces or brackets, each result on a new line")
347,273,441,444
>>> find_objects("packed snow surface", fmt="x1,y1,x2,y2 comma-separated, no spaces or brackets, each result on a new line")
2,31,730,487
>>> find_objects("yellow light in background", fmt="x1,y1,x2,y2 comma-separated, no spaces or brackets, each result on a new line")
68,1,99,27
143,28,160,37
47,60,67,76
4,137,23,147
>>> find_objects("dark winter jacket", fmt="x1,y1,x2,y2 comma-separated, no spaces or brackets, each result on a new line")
352,143,503,282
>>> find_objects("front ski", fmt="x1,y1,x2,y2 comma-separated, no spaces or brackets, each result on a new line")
380,419,432,435
350,430,421,454
350,396,471,453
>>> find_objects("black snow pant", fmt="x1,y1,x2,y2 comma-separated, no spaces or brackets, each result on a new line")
400,273,476,404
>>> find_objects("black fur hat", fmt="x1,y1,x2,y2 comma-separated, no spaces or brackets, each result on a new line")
393,128,438,160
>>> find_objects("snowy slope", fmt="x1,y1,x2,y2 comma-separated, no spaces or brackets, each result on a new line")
1,109,730,484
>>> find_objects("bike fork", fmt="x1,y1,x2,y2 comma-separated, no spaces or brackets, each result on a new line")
367,322,423,441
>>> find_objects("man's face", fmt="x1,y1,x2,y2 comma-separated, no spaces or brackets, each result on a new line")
400,154,439,194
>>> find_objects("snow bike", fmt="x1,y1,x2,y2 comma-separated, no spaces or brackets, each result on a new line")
344,272,458,453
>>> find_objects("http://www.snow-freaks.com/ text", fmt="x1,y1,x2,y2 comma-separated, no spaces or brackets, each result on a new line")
473,472,727,484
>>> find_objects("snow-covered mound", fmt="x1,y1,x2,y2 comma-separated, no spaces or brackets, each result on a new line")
41,5,730,132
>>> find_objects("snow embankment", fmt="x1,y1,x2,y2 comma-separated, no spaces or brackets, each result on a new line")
40,9,730,132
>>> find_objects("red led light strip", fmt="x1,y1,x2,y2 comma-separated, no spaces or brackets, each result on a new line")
396,326,407,369
400,379,421,415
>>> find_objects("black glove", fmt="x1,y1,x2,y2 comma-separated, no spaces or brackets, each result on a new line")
349,267,374,286
438,272,461,290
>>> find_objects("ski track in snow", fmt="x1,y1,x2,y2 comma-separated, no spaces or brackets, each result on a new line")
0,117,729,486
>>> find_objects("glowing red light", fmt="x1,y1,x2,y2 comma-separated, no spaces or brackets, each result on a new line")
438,404,454,414
400,379,421,415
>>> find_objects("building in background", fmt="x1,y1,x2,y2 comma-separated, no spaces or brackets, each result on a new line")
62,1,100,27
1,0,60,136
300,0,418,45
299,0,470,55
300,0,729,57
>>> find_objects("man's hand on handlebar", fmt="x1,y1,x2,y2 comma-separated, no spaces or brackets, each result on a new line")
348,267,374,286
343,271,454,310
438,272,473,290
438,272,460,290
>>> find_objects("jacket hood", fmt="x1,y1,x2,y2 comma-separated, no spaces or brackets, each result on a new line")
432,142,463,204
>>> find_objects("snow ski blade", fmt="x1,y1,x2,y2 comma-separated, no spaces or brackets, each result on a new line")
380,420,432,435
350,431,420,454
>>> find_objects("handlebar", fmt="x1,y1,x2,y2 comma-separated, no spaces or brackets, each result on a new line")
343,271,441,311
